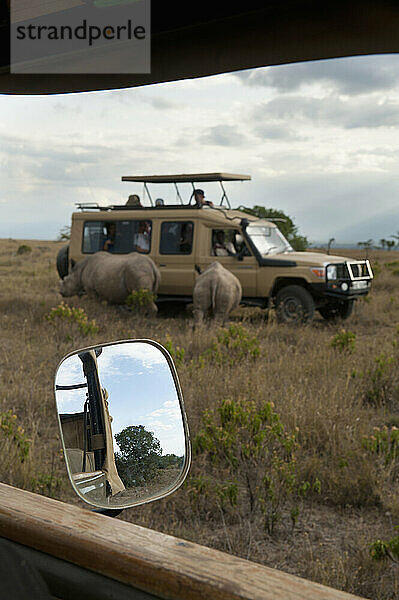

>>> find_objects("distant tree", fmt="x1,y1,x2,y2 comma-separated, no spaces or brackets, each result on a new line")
114,425,162,487
239,206,308,251
387,240,395,251
57,226,71,241
390,232,399,249
357,239,374,258
327,238,335,255
380,239,387,250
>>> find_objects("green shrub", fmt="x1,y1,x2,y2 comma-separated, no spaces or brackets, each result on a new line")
126,288,156,310
164,335,185,368
17,244,32,255
194,398,313,534
0,409,30,463
46,302,99,336
370,531,399,561
31,472,63,498
330,329,356,353
362,426,399,466
363,353,397,406
200,324,260,366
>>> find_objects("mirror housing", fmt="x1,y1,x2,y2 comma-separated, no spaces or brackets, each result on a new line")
55,340,190,510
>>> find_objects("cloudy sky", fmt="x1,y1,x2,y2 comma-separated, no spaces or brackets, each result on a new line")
1,53,399,244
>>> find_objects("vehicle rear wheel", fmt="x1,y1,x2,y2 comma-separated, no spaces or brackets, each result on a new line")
319,299,354,321
56,245,69,279
275,285,315,324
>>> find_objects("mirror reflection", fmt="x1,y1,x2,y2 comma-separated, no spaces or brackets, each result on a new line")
54,341,188,509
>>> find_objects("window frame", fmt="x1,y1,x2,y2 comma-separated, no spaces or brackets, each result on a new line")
159,221,194,256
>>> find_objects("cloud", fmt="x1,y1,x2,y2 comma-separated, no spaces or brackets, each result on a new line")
253,123,306,141
235,55,399,96
251,96,399,129
142,96,182,110
200,125,247,146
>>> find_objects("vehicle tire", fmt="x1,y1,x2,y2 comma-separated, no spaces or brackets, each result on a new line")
319,299,354,321
56,245,69,279
275,285,315,324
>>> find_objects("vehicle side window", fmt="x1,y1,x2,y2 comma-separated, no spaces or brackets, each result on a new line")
160,222,194,255
82,220,152,254
210,229,251,257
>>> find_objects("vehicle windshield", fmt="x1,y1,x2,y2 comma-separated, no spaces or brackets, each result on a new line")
246,222,293,255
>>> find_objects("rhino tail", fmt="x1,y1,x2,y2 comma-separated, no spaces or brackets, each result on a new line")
211,278,218,312
195,264,202,275
152,261,161,294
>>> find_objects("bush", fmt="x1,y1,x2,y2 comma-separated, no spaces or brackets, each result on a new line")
199,324,260,367
331,329,356,353
164,334,185,368
46,302,99,336
17,244,32,255
363,353,398,406
194,398,314,533
370,531,399,561
126,288,156,311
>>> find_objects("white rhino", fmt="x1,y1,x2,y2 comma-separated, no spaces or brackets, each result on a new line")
59,252,160,314
193,262,242,326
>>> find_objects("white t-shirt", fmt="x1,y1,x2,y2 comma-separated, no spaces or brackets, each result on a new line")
134,232,150,252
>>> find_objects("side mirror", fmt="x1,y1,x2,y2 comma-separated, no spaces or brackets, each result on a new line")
54,340,190,510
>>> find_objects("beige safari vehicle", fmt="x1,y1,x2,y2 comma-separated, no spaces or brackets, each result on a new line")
57,173,373,323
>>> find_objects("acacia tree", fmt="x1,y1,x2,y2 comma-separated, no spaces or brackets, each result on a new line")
239,206,308,251
115,425,162,487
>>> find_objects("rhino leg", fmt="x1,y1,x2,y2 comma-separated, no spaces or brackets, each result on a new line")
145,302,158,317
193,308,205,328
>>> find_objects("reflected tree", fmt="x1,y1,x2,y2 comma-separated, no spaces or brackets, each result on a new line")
115,425,162,487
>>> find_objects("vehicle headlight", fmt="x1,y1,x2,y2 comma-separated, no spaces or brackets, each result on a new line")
326,265,338,280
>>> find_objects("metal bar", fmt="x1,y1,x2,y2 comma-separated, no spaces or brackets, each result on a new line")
219,181,231,209
174,182,184,205
143,183,153,206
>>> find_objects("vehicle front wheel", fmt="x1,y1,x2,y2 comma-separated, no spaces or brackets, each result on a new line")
318,299,354,321
275,285,315,324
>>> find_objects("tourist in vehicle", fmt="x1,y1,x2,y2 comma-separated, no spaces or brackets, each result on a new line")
134,221,150,253
194,189,213,207
126,194,142,207
103,222,117,251
155,198,164,206
212,230,236,256
180,223,193,253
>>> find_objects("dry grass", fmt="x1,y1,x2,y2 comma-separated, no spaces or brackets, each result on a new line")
1,239,399,598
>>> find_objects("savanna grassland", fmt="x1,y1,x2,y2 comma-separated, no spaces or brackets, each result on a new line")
2,238,399,599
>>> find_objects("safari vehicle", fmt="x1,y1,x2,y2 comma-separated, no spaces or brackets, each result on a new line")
57,173,373,323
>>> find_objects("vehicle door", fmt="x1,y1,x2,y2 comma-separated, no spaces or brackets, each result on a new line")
198,227,258,297
157,220,196,295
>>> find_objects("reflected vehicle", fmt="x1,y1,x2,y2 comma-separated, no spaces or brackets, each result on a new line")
55,340,190,510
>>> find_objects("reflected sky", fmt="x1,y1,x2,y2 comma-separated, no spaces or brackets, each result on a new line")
55,342,185,455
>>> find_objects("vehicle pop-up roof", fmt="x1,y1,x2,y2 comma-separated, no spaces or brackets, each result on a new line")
75,172,251,211
121,173,251,209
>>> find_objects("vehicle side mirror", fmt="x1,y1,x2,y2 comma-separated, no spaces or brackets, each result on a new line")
54,340,190,510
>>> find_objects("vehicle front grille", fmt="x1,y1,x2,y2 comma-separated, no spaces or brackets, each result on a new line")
346,260,373,280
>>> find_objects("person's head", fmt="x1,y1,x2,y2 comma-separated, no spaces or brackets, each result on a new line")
127,194,141,207
106,222,116,237
194,189,205,205
216,230,225,244
155,198,164,206
138,220,146,233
